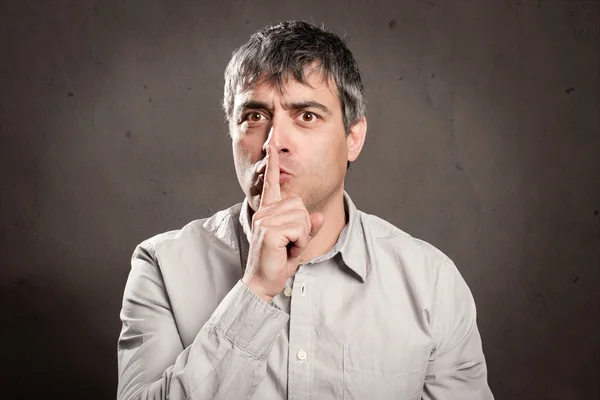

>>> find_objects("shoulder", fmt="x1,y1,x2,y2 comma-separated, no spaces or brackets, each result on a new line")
355,210,469,296
357,210,476,314
358,210,453,269
133,202,243,260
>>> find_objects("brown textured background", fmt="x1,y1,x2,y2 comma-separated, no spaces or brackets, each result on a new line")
1,0,598,399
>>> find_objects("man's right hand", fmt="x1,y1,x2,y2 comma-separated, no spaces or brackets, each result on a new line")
242,146,325,303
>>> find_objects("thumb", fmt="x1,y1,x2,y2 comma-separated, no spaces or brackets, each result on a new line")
308,212,325,237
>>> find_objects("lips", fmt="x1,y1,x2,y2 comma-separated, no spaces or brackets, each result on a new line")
258,170,292,185
256,164,291,175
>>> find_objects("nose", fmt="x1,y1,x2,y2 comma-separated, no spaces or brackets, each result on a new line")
262,118,290,155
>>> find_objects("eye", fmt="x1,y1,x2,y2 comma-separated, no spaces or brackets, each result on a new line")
245,112,264,122
300,112,317,123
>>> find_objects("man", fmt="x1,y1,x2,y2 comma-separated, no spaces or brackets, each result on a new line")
117,21,494,400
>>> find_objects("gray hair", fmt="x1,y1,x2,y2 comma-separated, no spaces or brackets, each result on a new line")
222,21,366,133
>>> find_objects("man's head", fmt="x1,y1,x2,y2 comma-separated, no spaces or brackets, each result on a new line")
223,20,366,133
224,21,367,213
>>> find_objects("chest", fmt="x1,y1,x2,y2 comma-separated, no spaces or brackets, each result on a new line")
260,264,433,400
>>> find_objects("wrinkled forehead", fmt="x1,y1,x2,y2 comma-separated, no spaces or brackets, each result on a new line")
234,63,339,101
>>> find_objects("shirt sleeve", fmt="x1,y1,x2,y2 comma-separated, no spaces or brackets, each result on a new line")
117,243,289,400
422,259,494,400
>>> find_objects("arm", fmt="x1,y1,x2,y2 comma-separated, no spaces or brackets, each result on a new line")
422,259,494,400
117,244,289,400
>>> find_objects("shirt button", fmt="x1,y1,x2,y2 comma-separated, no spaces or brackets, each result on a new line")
283,287,293,297
297,350,307,361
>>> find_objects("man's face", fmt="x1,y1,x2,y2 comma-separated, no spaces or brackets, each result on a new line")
230,68,361,213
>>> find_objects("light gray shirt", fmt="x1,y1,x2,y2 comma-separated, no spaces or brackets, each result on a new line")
117,192,494,400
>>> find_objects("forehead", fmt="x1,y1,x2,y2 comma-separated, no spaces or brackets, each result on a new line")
234,68,340,106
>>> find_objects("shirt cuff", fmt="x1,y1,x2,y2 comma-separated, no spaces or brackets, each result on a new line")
209,280,289,358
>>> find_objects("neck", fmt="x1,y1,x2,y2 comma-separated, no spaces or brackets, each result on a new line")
300,190,347,262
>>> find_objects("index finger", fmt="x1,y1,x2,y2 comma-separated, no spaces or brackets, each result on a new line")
259,145,281,208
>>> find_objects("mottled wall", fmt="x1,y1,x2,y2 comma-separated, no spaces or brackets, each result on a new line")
0,0,598,398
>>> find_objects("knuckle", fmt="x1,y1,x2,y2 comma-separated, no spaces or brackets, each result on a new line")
302,208,311,222
302,225,309,239
292,209,305,221
294,209,310,228
290,222,307,238
292,197,305,208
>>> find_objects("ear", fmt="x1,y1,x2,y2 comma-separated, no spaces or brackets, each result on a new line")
346,116,367,163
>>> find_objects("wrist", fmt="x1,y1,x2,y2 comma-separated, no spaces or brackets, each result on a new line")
241,277,275,303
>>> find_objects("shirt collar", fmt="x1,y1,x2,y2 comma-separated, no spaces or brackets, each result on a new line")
337,191,369,282
237,191,369,282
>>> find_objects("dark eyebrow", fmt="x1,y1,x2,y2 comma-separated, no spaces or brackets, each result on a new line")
283,101,332,115
235,100,333,117
236,100,272,116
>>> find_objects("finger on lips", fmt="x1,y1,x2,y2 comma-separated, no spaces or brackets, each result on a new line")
259,146,281,209
255,146,315,260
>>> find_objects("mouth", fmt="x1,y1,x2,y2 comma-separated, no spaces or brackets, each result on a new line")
256,162,291,173
258,171,292,185
255,161,292,183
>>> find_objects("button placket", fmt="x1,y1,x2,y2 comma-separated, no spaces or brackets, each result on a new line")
287,271,314,400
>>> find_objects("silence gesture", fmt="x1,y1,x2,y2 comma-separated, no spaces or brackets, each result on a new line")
242,145,325,302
